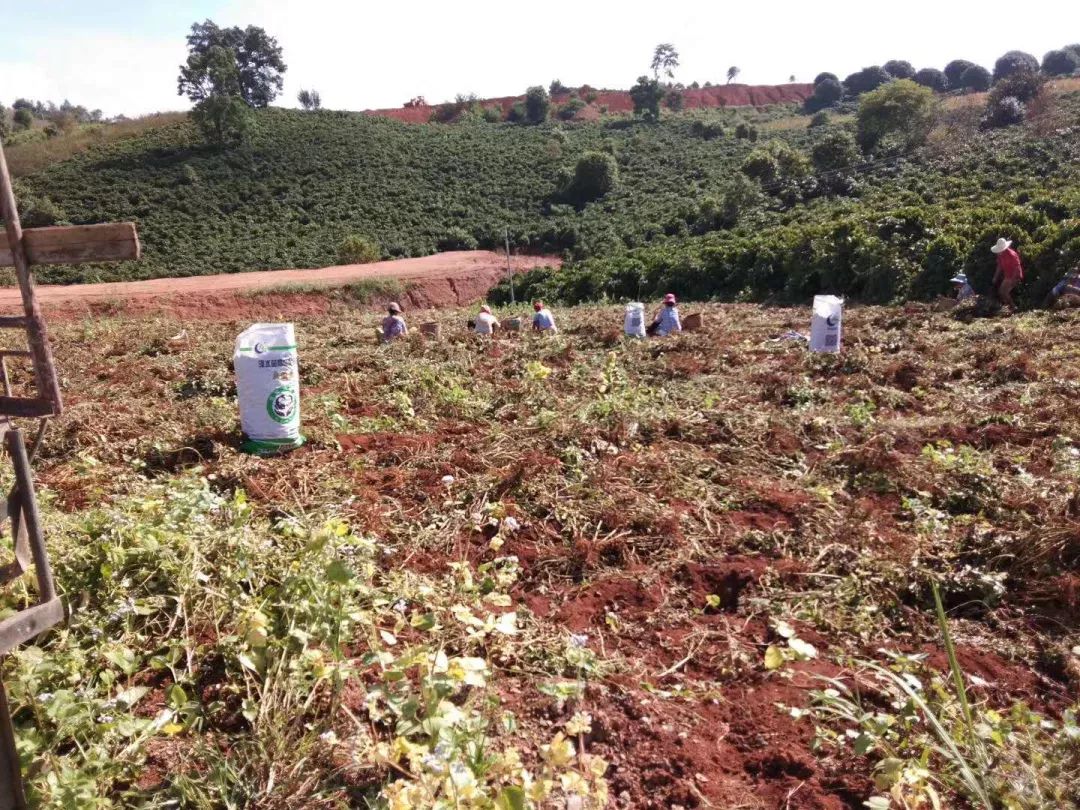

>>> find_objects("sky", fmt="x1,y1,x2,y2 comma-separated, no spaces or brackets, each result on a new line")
3,0,1079,118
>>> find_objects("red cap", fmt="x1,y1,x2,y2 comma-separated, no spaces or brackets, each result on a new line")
663,293,677,304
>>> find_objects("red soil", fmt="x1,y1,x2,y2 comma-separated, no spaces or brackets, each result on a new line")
368,83,814,123
0,251,558,321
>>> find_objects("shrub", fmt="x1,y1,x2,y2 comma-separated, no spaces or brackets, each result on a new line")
1065,44,1080,61
993,50,1039,83
1042,49,1080,77
436,228,478,251
814,72,839,86
482,105,503,123
191,95,252,145
665,86,685,111
810,78,844,109
959,65,992,92
506,102,527,123
883,60,916,80
0,104,9,140
982,96,1027,129
740,149,779,183
808,111,830,128
741,140,809,185
337,234,381,265
989,69,1045,104
914,68,949,92
844,66,892,96
734,122,758,141
566,151,619,204
944,59,977,88
812,129,859,173
13,108,32,130
557,97,586,121
856,79,937,152
629,76,665,119
524,86,550,124
549,79,567,96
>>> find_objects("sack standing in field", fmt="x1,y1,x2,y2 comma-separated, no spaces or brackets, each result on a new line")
624,302,646,338
810,295,843,353
234,323,304,454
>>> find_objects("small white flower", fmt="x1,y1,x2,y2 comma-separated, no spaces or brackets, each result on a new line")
393,599,407,614
37,692,54,704
319,730,338,744
502,516,521,532
569,633,589,648
441,475,455,486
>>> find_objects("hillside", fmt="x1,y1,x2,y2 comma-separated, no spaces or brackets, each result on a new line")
13,104,801,284
10,81,1080,305
368,82,814,123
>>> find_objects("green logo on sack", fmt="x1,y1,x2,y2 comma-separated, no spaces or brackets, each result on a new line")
266,386,298,424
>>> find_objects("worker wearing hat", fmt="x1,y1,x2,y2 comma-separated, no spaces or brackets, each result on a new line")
990,237,1024,312
649,293,682,337
474,304,501,336
381,302,408,341
531,300,557,333
951,273,975,303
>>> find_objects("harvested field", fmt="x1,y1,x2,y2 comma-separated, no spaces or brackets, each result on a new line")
4,302,1080,808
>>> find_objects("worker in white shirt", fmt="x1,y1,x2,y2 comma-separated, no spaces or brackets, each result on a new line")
474,304,500,336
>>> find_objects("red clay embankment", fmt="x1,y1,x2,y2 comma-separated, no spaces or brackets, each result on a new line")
369,83,814,123
0,251,558,321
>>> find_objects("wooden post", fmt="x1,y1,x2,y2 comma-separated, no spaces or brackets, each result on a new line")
504,227,515,305
0,143,62,414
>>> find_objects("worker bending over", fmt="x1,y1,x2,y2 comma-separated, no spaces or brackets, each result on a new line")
532,300,557,333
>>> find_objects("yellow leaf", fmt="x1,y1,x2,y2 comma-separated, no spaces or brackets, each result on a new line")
764,645,785,671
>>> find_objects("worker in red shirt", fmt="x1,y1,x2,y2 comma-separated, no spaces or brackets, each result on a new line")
991,237,1023,312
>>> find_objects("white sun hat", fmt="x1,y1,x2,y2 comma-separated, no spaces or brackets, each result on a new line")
991,237,1012,254
950,274,968,284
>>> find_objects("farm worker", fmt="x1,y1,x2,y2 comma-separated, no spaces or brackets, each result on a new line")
381,302,408,341
532,300,557,333
649,293,682,337
951,274,976,303
990,237,1024,311
474,304,500,336
1045,264,1080,307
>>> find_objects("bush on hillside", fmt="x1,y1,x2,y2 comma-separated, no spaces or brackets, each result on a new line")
734,122,758,141
914,68,949,92
629,76,665,120
665,86,685,111
856,79,937,152
814,72,839,86
557,96,586,121
807,78,844,111
0,104,9,140
524,86,550,124
883,60,916,80
1042,49,1080,77
811,129,859,173
337,234,381,265
13,109,32,130
740,140,809,186
191,95,252,145
982,96,1027,129
844,66,892,96
549,79,567,96
944,60,977,88
988,70,1045,104
808,111,830,128
993,50,1039,83
959,65,992,92
1065,44,1080,61
565,151,619,204
506,102,527,123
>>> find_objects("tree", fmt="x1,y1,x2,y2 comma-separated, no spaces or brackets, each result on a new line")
1066,44,1080,61
914,68,949,92
0,104,9,140
843,65,892,96
13,109,32,131
629,76,665,119
809,77,843,109
651,43,679,81
740,140,809,185
187,46,253,144
987,69,1044,104
178,20,286,108
1042,49,1080,76
814,72,838,85
549,79,567,96
297,89,322,110
982,96,1026,128
338,235,381,264
944,59,977,88
566,151,619,204
524,86,550,124
727,66,740,84
856,79,937,152
883,60,916,80
811,129,859,172
959,65,992,92
992,50,1039,83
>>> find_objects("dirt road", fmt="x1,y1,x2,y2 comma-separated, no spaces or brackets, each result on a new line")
0,251,558,320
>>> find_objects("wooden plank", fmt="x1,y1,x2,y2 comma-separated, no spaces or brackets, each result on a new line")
0,397,56,418
0,222,140,267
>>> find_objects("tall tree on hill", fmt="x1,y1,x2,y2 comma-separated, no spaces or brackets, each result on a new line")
651,43,679,81
178,20,286,108
727,66,740,84
186,46,253,145
297,89,322,111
